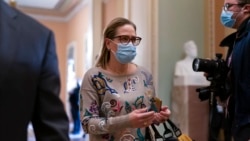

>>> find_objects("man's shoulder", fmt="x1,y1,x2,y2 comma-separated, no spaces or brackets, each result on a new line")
2,2,45,26
1,1,50,34
16,11,50,33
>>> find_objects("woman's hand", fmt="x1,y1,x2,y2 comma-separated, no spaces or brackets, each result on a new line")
153,106,171,124
128,108,155,128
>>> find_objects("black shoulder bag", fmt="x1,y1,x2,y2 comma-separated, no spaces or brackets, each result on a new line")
146,97,193,141
145,119,193,141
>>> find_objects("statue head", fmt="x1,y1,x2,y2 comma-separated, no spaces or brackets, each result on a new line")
183,40,197,58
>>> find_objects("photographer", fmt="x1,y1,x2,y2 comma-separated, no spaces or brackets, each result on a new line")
195,1,250,140
215,0,250,140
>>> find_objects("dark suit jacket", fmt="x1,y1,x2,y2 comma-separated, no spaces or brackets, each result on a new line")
0,1,69,141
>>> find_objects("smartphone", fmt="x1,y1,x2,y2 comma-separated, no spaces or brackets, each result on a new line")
149,97,162,112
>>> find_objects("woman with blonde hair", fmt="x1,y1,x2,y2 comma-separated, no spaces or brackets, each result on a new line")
80,17,171,141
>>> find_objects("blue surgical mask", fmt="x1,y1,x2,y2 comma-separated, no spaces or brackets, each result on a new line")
112,43,137,64
220,9,236,28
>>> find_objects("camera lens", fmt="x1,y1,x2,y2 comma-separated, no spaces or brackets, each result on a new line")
192,58,200,72
192,58,218,73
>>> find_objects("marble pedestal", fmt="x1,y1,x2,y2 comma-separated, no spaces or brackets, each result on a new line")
171,76,210,141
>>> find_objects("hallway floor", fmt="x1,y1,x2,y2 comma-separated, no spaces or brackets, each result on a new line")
27,123,89,141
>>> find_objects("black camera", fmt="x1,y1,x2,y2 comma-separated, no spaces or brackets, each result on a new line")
192,53,229,101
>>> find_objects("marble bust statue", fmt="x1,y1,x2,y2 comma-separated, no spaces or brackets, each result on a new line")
174,40,210,86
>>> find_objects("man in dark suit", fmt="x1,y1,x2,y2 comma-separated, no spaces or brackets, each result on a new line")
0,1,69,141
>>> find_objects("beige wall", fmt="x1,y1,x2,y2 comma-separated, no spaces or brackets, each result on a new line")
207,0,229,57
38,20,68,104
102,0,119,29
37,5,90,106
66,5,90,79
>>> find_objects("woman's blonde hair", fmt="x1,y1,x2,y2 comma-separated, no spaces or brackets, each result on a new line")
95,17,136,68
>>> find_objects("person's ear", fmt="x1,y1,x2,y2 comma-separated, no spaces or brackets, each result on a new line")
105,38,111,49
242,4,250,13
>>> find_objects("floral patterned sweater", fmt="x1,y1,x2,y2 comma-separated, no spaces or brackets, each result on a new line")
80,66,156,141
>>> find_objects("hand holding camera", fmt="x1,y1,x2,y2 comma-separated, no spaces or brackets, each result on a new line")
192,53,230,101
